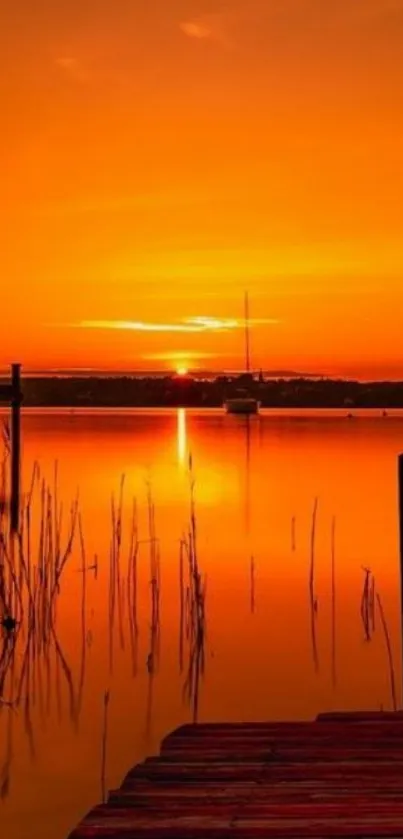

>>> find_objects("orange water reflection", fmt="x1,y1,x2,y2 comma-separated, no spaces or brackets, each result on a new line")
0,408,402,839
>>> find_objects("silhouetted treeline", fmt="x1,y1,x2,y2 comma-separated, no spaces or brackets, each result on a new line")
13,375,403,408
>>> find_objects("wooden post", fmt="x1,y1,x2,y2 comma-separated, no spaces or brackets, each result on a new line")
399,455,403,610
10,364,21,533
398,455,403,708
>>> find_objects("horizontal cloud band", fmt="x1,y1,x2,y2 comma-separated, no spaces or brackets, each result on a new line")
74,317,279,333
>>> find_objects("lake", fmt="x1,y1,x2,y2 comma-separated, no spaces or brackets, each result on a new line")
0,408,402,839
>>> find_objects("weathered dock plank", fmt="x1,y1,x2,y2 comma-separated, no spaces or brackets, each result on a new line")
317,711,403,723
162,722,403,744
67,713,403,839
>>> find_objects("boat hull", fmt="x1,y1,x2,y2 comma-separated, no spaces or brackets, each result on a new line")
225,399,260,415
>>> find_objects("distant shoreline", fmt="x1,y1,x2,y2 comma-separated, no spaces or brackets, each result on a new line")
2,375,403,409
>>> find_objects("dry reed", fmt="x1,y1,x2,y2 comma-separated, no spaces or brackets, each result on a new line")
309,498,319,673
376,592,397,712
101,689,111,804
181,455,207,722
331,515,337,687
250,556,255,614
360,567,372,642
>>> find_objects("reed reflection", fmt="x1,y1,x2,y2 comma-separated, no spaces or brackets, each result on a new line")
127,500,139,677
331,516,337,688
181,459,206,723
244,416,251,538
309,497,319,673
145,485,161,743
0,452,90,798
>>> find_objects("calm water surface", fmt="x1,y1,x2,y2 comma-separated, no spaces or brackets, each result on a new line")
1,408,403,839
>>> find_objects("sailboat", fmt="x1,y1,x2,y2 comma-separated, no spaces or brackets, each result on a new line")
225,292,260,415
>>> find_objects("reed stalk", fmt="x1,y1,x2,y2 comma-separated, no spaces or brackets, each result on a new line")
101,690,111,804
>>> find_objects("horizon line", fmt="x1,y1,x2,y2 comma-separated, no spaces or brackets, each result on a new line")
2,366,403,384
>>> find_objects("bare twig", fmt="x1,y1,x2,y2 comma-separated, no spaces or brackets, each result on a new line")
376,592,397,712
101,690,111,804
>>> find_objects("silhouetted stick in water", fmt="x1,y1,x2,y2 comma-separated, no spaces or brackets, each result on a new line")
101,690,110,804
51,624,78,727
309,597,319,674
179,539,185,673
250,556,255,614
108,539,115,675
0,695,14,799
116,476,125,653
110,477,125,657
55,648,62,723
49,495,79,606
360,567,372,642
144,483,160,742
179,455,207,721
77,514,87,715
376,592,397,712
331,516,337,688
145,572,158,741
370,575,376,634
127,499,139,677
145,653,155,742
309,498,319,673
309,498,318,598
146,483,161,671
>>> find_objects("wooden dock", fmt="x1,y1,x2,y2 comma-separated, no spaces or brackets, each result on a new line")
69,712,403,838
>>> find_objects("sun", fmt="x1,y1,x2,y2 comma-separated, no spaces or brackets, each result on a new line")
176,365,189,377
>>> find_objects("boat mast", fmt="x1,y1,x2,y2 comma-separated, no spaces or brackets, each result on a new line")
244,290,251,374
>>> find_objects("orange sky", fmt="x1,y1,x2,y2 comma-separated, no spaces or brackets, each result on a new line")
1,0,403,378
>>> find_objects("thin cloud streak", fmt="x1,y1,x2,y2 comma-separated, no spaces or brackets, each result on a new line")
74,317,279,334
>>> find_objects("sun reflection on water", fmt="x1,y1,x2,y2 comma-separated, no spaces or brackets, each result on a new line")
177,408,187,466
